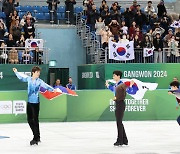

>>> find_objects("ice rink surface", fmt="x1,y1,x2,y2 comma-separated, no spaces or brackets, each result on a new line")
0,121,179,154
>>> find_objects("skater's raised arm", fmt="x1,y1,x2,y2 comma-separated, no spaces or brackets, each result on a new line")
13,68,29,82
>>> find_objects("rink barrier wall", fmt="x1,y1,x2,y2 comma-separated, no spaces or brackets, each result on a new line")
0,90,179,123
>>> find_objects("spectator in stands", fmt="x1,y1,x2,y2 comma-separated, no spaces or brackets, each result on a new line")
129,21,137,40
95,17,105,45
16,34,25,47
150,13,158,29
33,47,43,65
0,21,5,41
20,15,26,26
99,0,108,13
146,29,153,42
134,10,147,29
23,17,35,39
110,3,121,23
47,0,60,24
157,0,166,18
109,20,120,39
134,34,142,63
121,21,128,34
164,29,174,48
12,19,22,42
160,16,169,37
99,26,112,49
87,4,99,31
6,34,15,47
9,10,19,34
110,2,120,11
167,35,179,63
143,35,153,63
175,27,180,48
144,1,155,22
134,27,143,41
153,33,163,63
100,5,110,26
8,47,18,64
26,13,36,24
121,8,134,28
66,77,76,90
53,79,63,88
130,0,138,15
3,0,19,31
120,34,129,44
0,41,8,64
152,23,165,37
65,0,76,25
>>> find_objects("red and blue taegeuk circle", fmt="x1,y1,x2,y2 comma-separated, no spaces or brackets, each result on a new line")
31,42,38,48
116,47,126,56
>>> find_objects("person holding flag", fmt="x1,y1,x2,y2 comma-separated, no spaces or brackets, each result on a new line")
13,66,57,145
105,70,134,146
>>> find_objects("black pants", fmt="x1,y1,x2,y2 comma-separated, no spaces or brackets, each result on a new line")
27,103,40,140
115,101,128,143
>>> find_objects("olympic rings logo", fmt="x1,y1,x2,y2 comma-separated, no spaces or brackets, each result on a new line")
0,105,11,110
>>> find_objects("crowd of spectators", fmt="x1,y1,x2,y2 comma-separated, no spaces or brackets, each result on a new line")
83,0,180,63
0,0,42,64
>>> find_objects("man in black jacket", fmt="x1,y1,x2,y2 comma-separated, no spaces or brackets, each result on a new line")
65,0,76,25
47,0,60,24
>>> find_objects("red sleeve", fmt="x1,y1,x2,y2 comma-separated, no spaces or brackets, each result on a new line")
124,81,130,87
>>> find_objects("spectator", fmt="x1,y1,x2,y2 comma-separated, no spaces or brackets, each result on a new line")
99,0,108,13
100,5,110,26
9,10,19,34
152,23,165,37
146,29,153,42
66,77,76,90
143,35,153,63
47,0,60,24
99,26,112,49
134,27,143,41
65,0,76,25
144,1,155,21
33,47,43,65
110,2,121,11
23,17,35,39
122,8,134,28
20,15,26,26
129,21,137,40
6,34,15,47
87,4,99,31
110,3,121,23
134,34,142,63
121,21,128,34
175,27,180,48
157,0,167,18
160,16,169,37
0,22,5,41
150,13,159,29
167,35,179,63
0,42,8,64
3,0,19,30
8,47,18,64
134,10,147,29
95,17,105,45
164,29,174,48
120,34,129,44
130,0,138,15
153,33,163,63
109,20,120,38
16,34,25,47
12,19,22,42
53,79,64,88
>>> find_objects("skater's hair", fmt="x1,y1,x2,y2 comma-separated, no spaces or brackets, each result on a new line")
31,66,41,74
113,70,122,78
170,81,180,88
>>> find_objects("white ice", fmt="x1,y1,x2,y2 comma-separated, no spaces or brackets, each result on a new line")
0,121,179,154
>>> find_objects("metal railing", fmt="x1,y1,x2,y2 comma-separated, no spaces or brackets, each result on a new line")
0,47,49,64
101,47,180,63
